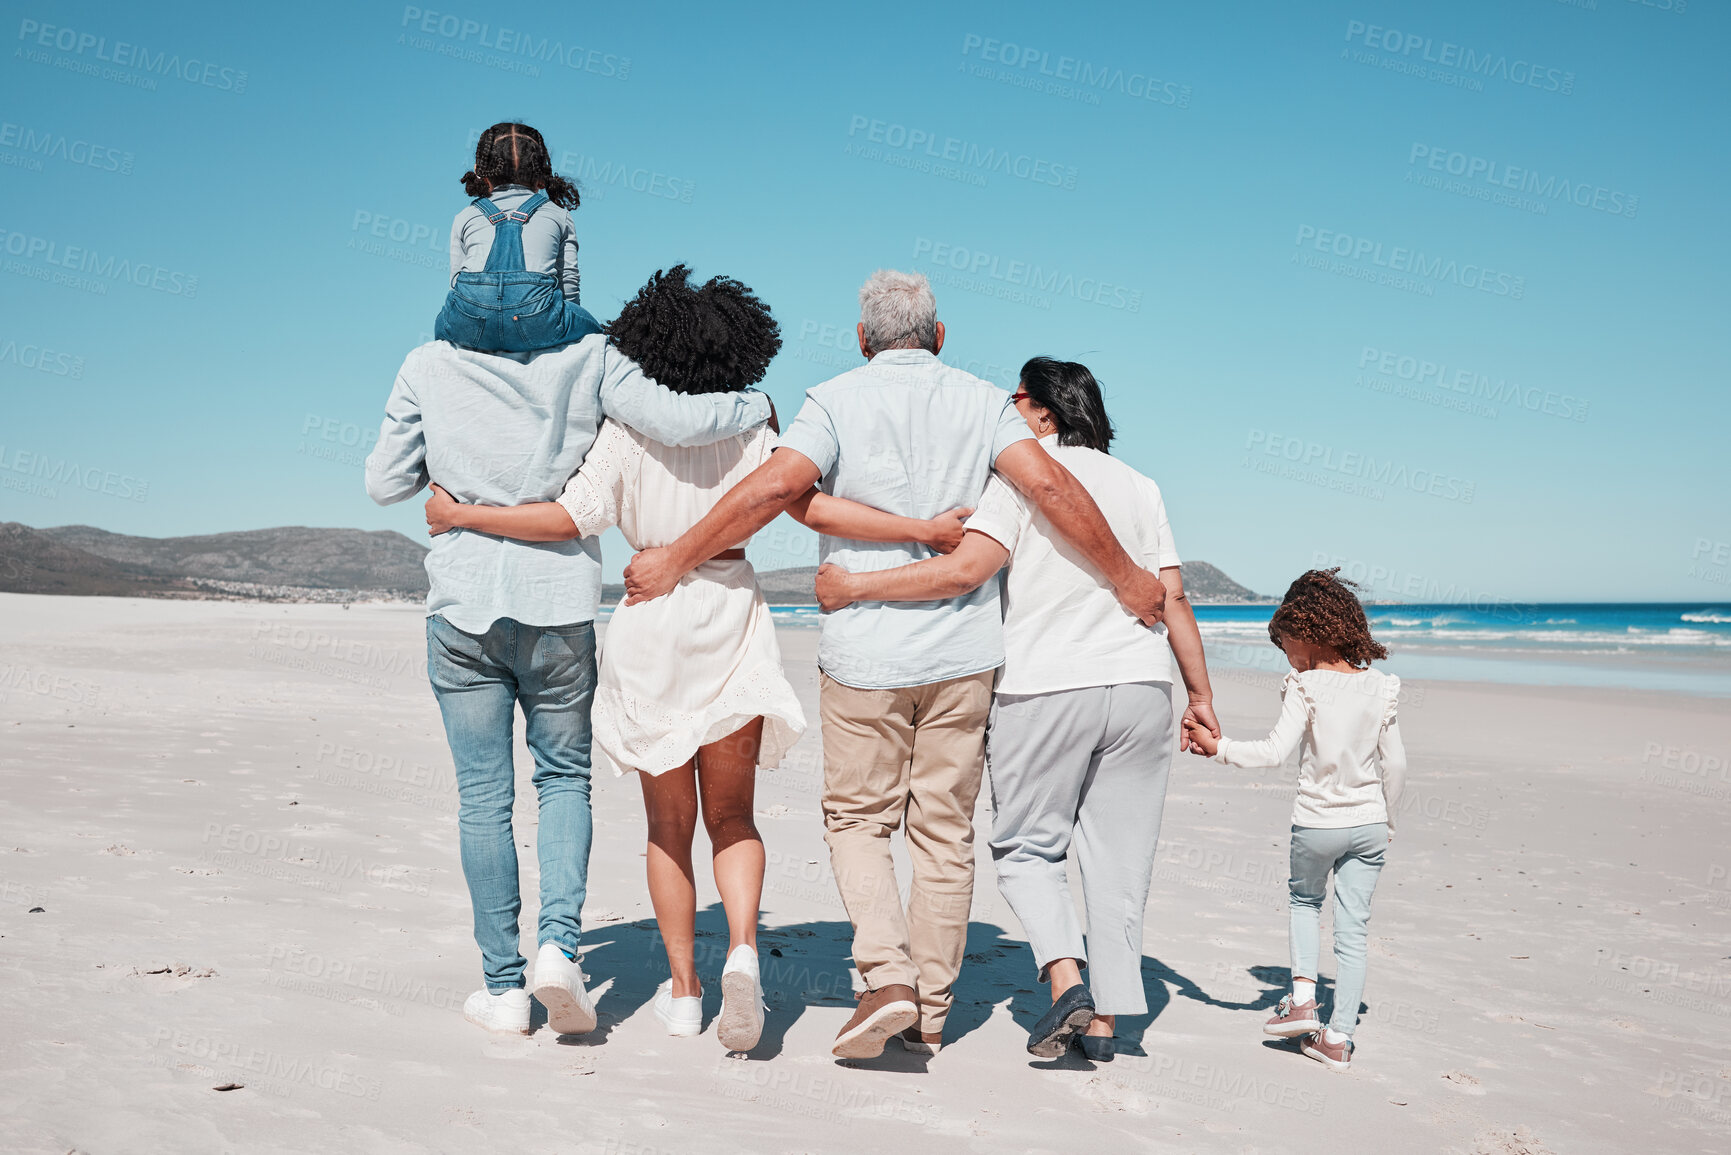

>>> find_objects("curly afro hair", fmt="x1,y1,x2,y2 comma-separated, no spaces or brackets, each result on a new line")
1267,568,1389,668
605,264,781,395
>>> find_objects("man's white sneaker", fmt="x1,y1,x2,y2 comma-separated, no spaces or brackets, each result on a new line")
717,945,766,1052
652,980,704,1037
531,943,597,1036
463,987,530,1034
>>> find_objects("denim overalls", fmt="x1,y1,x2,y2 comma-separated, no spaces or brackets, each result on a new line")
434,191,601,353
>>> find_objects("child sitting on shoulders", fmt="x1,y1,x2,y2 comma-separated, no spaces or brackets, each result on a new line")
1184,568,1406,1072
435,121,600,353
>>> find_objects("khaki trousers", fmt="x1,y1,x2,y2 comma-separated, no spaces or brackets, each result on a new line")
820,669,994,1036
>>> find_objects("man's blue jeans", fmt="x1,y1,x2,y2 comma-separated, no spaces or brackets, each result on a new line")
427,614,595,991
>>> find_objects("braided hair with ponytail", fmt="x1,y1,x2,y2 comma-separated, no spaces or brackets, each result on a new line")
461,122,580,209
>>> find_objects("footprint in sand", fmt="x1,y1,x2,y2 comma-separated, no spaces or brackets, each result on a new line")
1443,1069,1486,1094
1466,1125,1553,1154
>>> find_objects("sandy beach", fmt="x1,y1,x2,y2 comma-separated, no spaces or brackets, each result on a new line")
2,592,1728,1154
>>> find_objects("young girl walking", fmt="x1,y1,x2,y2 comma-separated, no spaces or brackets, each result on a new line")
1184,569,1406,1071
435,121,601,352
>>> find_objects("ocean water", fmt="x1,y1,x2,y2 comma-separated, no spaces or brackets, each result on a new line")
1195,602,1731,696
748,602,1731,696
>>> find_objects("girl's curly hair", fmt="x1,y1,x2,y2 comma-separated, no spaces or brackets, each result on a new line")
462,122,579,209
1267,568,1389,668
606,264,781,395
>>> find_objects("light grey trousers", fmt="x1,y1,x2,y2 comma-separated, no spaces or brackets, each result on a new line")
1289,823,1387,1036
987,681,1175,1015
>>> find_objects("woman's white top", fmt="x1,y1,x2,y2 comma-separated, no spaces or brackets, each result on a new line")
449,184,581,302
553,419,805,774
964,435,1181,696
1213,668,1407,831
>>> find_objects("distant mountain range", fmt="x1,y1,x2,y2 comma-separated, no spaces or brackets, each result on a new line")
0,522,1268,604
0,523,430,601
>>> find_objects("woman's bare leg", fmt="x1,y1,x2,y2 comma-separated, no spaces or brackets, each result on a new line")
640,761,701,997
695,718,765,955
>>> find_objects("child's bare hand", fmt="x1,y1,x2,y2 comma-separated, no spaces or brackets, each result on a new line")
1182,717,1219,756
424,483,462,536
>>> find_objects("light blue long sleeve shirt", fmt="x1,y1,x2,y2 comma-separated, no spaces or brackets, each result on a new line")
366,335,771,632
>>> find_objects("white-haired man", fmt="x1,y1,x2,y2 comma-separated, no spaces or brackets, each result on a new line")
622,270,1165,1059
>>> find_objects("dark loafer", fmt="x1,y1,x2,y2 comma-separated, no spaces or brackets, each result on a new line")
1028,984,1096,1058
1077,1034,1114,1062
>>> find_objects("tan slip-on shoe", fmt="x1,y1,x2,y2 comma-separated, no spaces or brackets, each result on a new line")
832,984,918,1059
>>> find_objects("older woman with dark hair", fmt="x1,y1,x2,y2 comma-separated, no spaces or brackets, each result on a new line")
815,356,1217,1061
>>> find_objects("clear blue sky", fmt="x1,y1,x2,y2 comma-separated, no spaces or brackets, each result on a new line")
2,0,1724,601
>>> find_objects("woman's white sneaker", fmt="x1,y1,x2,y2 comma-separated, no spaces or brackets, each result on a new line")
718,945,766,1052
531,943,597,1035
463,987,530,1034
653,980,704,1037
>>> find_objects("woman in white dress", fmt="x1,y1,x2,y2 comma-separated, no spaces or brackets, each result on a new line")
424,266,964,1052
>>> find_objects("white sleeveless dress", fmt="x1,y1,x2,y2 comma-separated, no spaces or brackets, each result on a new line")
555,419,806,775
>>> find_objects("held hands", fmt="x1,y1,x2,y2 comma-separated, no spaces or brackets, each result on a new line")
623,546,682,605
1181,700,1221,756
1116,566,1168,627
922,507,974,554
424,483,463,537
814,563,856,612
1181,714,1220,757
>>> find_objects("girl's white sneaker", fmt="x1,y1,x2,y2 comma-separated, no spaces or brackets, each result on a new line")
653,980,703,1037
718,945,766,1052
463,987,530,1034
